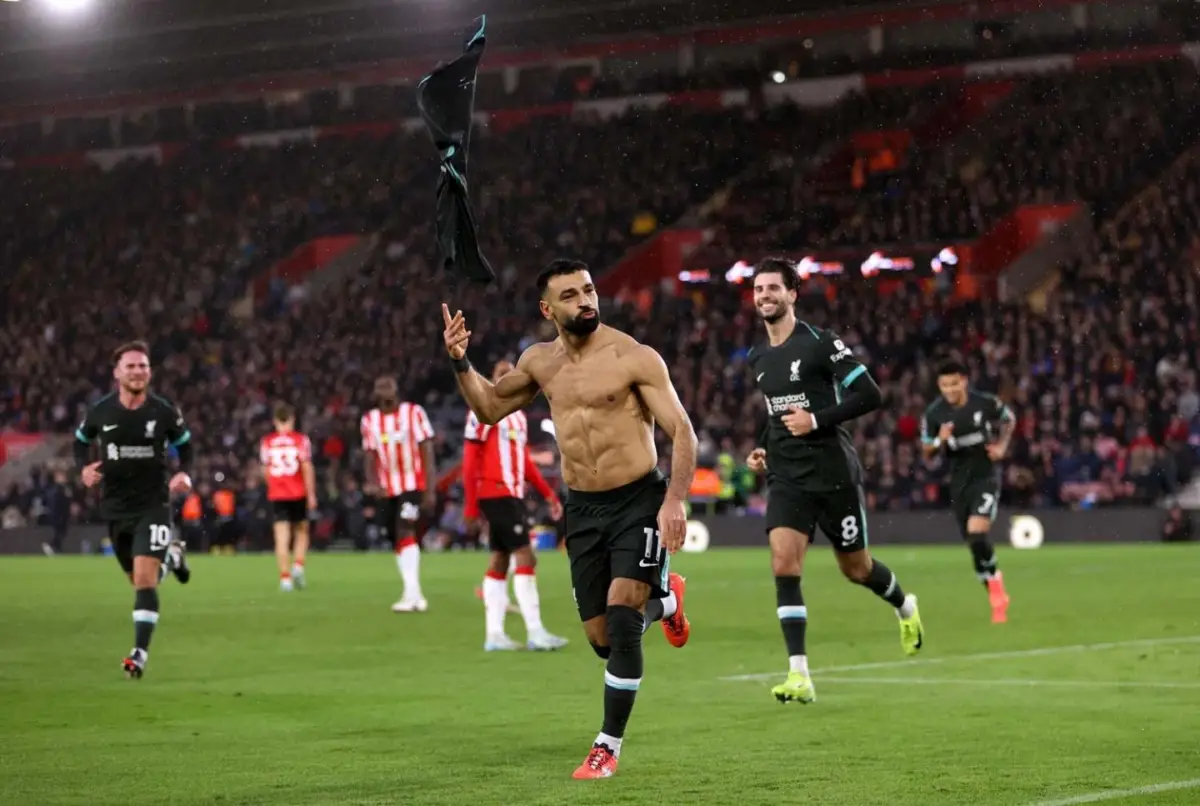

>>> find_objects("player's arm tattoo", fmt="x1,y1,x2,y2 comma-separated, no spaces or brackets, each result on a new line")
632,346,698,503
454,347,540,425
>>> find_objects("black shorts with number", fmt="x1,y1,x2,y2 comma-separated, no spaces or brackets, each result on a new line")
765,478,868,553
564,470,671,622
108,505,173,574
271,498,308,525
952,478,1001,536
480,497,529,553
377,492,423,539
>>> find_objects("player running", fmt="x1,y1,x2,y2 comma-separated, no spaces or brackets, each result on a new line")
442,258,694,780
74,341,194,679
361,376,436,612
259,402,318,592
463,360,570,652
921,360,1015,623
746,258,923,706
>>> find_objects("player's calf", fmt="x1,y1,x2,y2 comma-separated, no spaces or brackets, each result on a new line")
575,604,643,779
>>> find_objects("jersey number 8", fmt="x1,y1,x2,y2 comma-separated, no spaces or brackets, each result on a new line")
839,515,859,547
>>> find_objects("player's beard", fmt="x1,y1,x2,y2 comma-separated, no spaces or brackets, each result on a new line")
756,301,787,324
562,310,601,336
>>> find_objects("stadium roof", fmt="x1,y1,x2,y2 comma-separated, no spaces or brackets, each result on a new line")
0,0,951,102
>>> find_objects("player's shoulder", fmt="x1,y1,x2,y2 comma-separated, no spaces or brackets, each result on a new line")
923,398,947,419
148,393,180,413
969,389,1001,405
87,392,117,414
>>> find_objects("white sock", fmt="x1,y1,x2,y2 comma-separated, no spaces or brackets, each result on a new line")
396,542,422,599
788,655,809,675
595,732,623,757
512,568,545,634
483,575,508,637
897,593,917,619
659,591,678,619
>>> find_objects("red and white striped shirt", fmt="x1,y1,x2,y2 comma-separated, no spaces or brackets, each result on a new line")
360,403,435,496
462,410,556,518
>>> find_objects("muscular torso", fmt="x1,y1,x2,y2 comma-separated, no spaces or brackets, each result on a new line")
527,331,658,492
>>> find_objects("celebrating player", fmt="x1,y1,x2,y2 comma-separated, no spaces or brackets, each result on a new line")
746,258,924,706
74,341,194,679
463,359,569,652
921,360,1015,622
361,376,436,612
442,258,694,779
259,402,317,592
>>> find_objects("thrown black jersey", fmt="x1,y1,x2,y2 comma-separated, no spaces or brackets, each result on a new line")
75,393,191,519
921,390,1014,491
750,322,868,491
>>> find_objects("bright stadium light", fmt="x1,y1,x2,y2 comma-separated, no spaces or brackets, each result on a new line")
770,71,786,84
45,0,93,12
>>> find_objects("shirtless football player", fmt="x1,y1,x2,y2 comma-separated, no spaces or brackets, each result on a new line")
442,258,696,780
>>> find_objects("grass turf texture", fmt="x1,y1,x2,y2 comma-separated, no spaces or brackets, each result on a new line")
1,544,1198,806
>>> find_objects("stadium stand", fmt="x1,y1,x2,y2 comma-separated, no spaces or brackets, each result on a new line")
3,19,1200,545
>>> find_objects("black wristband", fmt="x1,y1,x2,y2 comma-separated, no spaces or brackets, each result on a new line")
452,355,471,374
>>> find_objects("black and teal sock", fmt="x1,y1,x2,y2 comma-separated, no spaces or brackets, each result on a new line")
600,605,644,748
643,597,665,633
775,575,808,660
133,587,159,653
859,560,907,608
968,534,999,583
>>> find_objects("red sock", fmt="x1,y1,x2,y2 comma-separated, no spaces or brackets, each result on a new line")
294,558,305,568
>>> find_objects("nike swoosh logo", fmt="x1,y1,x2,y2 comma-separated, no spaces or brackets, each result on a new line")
756,373,765,382
102,425,117,431
638,560,659,568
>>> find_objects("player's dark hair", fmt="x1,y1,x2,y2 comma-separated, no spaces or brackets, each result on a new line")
111,340,150,366
536,258,590,297
752,257,799,293
273,402,295,423
937,360,968,378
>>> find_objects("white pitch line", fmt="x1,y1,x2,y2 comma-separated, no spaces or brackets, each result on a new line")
719,635,1200,682
1021,778,1200,806
816,676,1200,690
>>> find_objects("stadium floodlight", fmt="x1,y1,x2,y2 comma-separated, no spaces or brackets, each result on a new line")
770,71,786,84
45,0,93,12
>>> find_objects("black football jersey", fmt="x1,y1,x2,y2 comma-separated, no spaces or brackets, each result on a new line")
749,322,868,491
921,390,1014,490
76,393,191,519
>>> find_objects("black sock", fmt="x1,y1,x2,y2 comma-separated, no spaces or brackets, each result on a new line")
601,605,644,743
589,642,611,660
774,575,807,658
859,560,907,608
133,587,159,653
968,534,999,583
642,598,665,634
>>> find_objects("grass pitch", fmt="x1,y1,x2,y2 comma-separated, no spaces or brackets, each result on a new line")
1,543,1198,805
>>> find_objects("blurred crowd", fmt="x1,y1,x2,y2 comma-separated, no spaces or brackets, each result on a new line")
3,60,1199,546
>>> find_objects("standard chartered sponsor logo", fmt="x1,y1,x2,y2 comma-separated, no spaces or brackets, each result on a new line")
765,393,809,415
109,445,156,459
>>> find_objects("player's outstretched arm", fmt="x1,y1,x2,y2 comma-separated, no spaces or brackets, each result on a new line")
442,304,539,425
631,345,698,504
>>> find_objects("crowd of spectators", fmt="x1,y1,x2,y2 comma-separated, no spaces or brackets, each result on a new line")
2,64,1198,547
693,61,1200,269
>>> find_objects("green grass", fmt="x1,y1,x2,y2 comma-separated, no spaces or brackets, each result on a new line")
1,544,1198,806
